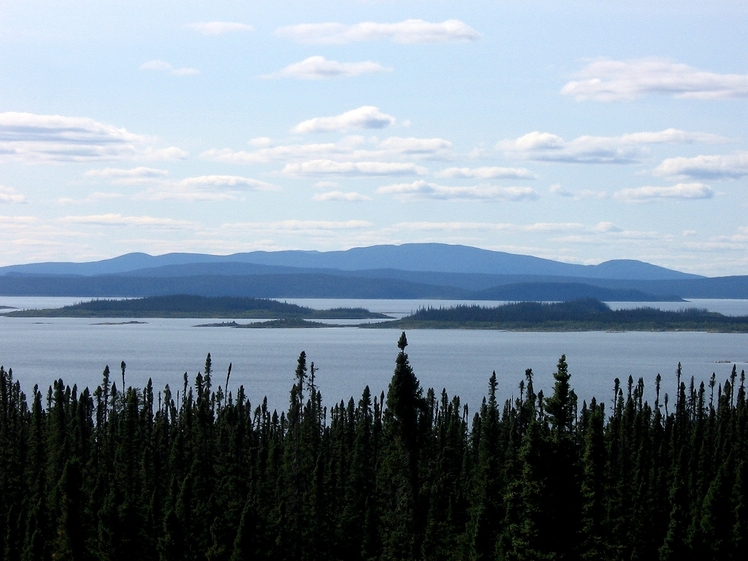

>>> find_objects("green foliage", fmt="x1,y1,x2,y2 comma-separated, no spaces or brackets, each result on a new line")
0,340,746,560
383,298,748,331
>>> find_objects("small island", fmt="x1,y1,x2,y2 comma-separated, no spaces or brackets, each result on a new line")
5,294,390,320
195,318,331,328
370,298,748,332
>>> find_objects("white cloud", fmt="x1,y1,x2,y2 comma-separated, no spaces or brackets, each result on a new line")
143,147,189,160
84,167,169,183
135,175,279,202
313,190,372,202
550,184,607,200
283,160,426,176
57,192,125,204
177,175,277,191
57,214,194,228
202,135,451,165
140,59,200,76
392,220,620,233
550,184,573,197
203,137,366,164
136,190,239,203
0,186,26,204
183,22,254,35
498,128,726,164
140,59,172,71
262,56,391,80
292,106,396,133
562,58,748,101
275,19,480,44
655,151,748,179
377,137,452,158
248,137,273,147
0,215,40,227
436,166,536,180
614,182,714,201
377,180,538,201
0,112,184,163
225,220,374,232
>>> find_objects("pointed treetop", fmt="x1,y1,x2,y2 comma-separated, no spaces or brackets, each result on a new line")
398,332,408,351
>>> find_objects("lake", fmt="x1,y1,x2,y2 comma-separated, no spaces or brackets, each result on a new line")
1,296,747,415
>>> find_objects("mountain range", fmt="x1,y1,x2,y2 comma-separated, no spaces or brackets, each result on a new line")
1,243,744,301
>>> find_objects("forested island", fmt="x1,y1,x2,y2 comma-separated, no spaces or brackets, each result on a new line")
4,294,388,320
376,298,748,332
195,318,330,329
0,334,746,559
8,296,748,333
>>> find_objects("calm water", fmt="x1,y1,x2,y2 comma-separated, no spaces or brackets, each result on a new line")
1,297,747,414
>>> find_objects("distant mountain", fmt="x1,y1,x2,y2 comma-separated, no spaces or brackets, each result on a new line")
0,243,701,281
0,273,471,299
3,272,748,300
7,243,743,301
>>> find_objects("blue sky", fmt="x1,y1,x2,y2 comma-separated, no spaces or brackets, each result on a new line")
1,1,748,275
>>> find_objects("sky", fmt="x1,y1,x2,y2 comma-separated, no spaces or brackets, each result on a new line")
1,1,748,275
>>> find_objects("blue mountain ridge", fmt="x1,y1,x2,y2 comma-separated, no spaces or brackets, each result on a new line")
0,243,701,281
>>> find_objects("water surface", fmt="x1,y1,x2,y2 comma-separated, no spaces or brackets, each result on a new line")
2,301,746,414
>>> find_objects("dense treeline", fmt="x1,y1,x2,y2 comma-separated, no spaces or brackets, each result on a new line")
6,295,385,319
0,333,746,560
382,298,748,331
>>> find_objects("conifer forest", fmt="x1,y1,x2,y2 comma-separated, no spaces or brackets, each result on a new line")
0,332,746,560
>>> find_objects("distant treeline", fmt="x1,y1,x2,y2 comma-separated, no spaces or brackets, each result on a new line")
380,298,748,331
1,334,746,560
5,295,386,319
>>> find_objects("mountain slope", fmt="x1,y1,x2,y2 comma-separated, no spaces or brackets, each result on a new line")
0,243,701,281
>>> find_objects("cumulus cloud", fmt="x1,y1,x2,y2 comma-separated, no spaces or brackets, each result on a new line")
392,220,620,233
262,56,391,80
614,183,714,201
275,19,480,44
143,147,189,160
550,184,607,200
183,22,254,35
0,186,26,204
203,135,451,166
435,166,536,180
136,175,279,202
177,175,277,191
248,137,273,147
57,214,194,228
84,167,169,184
57,192,125,205
561,58,748,101
203,139,364,165
85,167,168,178
292,106,396,133
140,59,200,76
655,151,748,179
312,190,372,202
225,220,374,232
498,128,726,164
0,215,40,227
0,112,184,163
283,160,426,176
377,137,452,158
377,180,538,201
